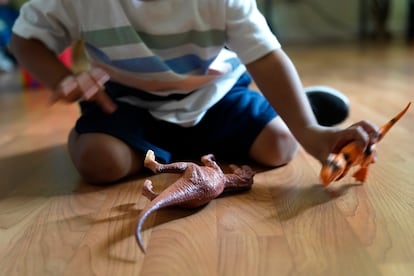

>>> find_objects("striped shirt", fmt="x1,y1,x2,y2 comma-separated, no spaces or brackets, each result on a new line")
13,0,280,126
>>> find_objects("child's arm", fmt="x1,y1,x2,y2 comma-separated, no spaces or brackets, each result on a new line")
9,34,116,113
10,34,72,90
246,48,378,163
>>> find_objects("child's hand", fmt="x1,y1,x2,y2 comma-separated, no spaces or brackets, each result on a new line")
329,120,379,155
52,67,117,113
303,121,379,165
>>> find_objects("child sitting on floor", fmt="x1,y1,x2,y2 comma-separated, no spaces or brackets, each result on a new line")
9,0,378,184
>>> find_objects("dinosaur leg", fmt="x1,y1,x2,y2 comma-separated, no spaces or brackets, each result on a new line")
142,179,158,200
200,154,221,171
352,149,376,183
352,167,369,182
144,150,189,174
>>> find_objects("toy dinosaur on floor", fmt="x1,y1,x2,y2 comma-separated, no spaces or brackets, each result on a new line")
136,150,255,253
320,102,411,186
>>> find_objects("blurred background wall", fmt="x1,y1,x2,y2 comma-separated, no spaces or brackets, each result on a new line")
257,0,409,44
3,0,411,44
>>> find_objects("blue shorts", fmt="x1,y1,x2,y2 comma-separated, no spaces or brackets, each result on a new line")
75,73,277,163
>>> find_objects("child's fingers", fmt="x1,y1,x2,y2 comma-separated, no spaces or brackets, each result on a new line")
94,90,117,113
87,68,117,113
89,67,116,113
51,75,80,103
89,67,110,86
331,121,378,154
60,75,78,96
348,125,371,151
77,72,100,100
51,69,116,113
78,70,117,113
351,120,380,143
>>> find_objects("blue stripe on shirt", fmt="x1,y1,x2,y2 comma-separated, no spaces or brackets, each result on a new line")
86,43,217,74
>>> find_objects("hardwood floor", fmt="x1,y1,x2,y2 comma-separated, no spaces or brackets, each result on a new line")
0,43,413,276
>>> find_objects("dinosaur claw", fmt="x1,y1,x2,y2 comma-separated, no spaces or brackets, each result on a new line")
201,154,215,163
145,150,155,163
143,179,158,200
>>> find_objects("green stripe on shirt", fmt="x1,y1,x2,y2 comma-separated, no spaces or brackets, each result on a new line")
83,26,142,47
83,27,225,49
138,29,225,49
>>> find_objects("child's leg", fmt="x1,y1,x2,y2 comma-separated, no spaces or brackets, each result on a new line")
67,129,144,184
249,116,299,167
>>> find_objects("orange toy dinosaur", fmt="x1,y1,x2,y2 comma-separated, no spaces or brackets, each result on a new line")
320,102,411,186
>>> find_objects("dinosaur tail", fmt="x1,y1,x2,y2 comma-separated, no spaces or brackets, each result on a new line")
135,197,176,254
377,102,411,142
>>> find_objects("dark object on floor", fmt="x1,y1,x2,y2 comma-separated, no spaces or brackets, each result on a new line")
305,85,350,126
136,150,255,253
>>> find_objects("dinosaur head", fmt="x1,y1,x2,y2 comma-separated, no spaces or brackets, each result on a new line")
238,165,255,186
224,165,255,191
320,153,347,186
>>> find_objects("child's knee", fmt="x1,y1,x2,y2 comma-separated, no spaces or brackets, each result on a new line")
75,152,124,184
68,131,143,184
274,131,299,165
259,132,298,167
249,118,299,167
